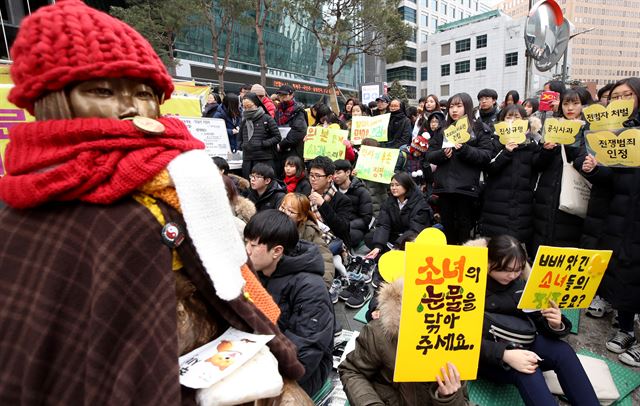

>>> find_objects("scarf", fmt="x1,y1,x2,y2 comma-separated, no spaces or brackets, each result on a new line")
284,173,305,193
243,107,265,141
0,117,204,209
277,99,297,125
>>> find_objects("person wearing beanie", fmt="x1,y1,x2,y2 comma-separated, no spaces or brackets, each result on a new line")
251,83,276,118
239,91,281,179
0,1,307,405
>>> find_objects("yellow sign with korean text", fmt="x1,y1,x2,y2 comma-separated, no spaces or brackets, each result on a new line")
495,119,528,145
0,80,35,177
350,114,390,144
303,126,347,160
585,128,640,168
583,100,634,131
394,241,488,382
353,145,399,184
543,118,583,145
518,246,612,310
444,116,470,145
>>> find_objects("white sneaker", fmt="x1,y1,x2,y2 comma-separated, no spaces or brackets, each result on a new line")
585,295,612,318
606,331,636,354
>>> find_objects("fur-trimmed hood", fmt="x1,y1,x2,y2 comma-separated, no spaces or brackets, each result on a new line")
233,195,256,224
464,237,532,279
378,278,404,339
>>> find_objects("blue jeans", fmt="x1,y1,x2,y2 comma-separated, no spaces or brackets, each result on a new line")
479,334,599,406
328,238,343,255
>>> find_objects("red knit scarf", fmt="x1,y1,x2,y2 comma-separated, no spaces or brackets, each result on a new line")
277,99,297,125
0,117,204,209
284,173,305,193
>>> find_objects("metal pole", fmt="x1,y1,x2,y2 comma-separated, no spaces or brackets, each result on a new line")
560,47,568,84
523,0,534,98
0,9,9,61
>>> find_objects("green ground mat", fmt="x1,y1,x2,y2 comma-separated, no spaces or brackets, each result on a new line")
468,379,525,405
562,308,580,334
578,350,640,406
353,300,370,324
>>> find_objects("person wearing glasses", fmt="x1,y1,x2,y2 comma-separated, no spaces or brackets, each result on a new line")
247,163,286,212
576,77,640,367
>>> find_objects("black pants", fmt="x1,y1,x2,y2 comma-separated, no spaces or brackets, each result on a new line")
438,193,476,245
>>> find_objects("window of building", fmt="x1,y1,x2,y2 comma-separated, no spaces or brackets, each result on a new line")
431,0,438,12
399,6,417,24
451,7,456,18
455,60,470,74
441,84,450,97
505,51,518,67
409,29,416,42
431,17,438,28
443,3,447,14
441,43,450,56
421,50,428,61
421,33,429,44
475,0,478,11
421,14,428,27
455,38,471,53
441,64,450,76
406,86,417,99
387,66,417,82
476,34,487,49
421,67,428,81
421,0,428,7
476,57,486,71
402,47,417,62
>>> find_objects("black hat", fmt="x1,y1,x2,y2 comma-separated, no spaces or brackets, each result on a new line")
276,84,294,95
375,94,391,103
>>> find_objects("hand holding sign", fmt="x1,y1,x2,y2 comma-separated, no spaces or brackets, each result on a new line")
494,119,528,145
444,116,471,145
585,128,640,168
543,118,582,145
540,299,562,330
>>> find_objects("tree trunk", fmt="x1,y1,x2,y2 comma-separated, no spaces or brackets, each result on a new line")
257,24,267,87
218,70,225,95
326,60,339,114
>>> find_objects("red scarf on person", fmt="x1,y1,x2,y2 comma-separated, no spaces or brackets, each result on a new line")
284,173,305,193
277,99,297,126
0,117,204,209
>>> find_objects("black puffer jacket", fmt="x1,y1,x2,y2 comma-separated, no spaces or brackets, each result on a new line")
384,110,412,149
425,120,493,197
371,189,431,249
481,276,572,369
342,177,373,236
247,179,286,212
531,134,585,255
276,101,308,160
479,137,547,246
239,110,281,161
476,105,499,128
318,188,353,246
259,240,334,396
573,117,640,311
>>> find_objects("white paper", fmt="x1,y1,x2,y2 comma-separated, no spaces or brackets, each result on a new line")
179,117,231,158
178,327,274,389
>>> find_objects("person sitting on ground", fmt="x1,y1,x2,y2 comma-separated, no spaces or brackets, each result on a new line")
222,174,256,233
279,193,334,287
247,163,286,212
332,159,373,248
339,274,469,406
385,98,412,149
283,155,311,196
364,172,431,260
245,210,335,397
473,235,598,406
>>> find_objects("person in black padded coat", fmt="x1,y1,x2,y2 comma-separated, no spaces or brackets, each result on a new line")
239,92,281,179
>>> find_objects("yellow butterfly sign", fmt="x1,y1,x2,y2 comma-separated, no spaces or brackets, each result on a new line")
583,100,634,131
585,128,640,167
388,228,488,382
494,119,528,145
543,118,583,145
444,116,470,145
518,246,612,310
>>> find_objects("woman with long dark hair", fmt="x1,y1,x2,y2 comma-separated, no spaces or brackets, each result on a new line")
414,94,441,137
213,93,241,152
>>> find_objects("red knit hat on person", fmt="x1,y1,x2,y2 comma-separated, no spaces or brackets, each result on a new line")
8,0,174,114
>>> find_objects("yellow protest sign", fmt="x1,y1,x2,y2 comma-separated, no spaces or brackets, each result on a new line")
543,118,583,145
303,126,347,160
0,80,35,176
394,234,487,382
518,246,612,310
350,114,390,144
585,128,640,167
444,116,470,145
583,100,634,131
160,96,203,117
494,120,528,145
353,145,398,184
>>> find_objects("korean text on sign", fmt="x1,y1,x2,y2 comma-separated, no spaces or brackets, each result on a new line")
583,100,633,131
543,118,583,145
350,114,390,144
585,128,640,168
303,126,347,160
494,119,528,145
394,242,488,382
443,116,470,145
0,86,35,176
518,246,612,310
354,145,399,184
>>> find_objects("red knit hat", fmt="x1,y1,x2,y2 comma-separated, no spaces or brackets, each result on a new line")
8,0,174,114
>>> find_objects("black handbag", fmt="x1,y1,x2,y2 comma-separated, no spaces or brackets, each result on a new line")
485,312,537,347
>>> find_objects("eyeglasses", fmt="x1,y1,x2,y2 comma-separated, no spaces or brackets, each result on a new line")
309,173,328,180
610,92,635,101
279,206,299,216
249,174,264,181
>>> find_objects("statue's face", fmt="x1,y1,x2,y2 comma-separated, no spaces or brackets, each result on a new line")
68,78,159,119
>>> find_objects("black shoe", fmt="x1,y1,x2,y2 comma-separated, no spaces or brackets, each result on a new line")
338,280,356,301
346,281,373,308
371,269,385,289
360,258,376,284
346,256,363,274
